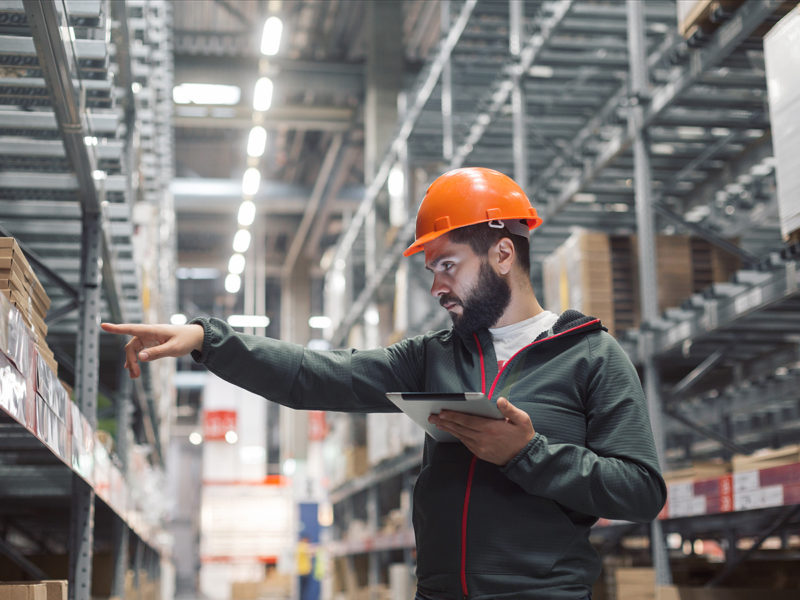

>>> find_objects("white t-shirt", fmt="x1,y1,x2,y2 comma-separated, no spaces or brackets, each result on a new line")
489,310,559,370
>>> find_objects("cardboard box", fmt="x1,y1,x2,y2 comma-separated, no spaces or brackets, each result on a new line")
658,586,800,600
732,444,800,471
40,581,67,600
615,567,656,600
0,583,48,600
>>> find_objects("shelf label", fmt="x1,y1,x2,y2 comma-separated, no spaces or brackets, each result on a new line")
733,287,762,315
734,484,784,511
720,475,734,512
669,495,707,518
733,470,760,493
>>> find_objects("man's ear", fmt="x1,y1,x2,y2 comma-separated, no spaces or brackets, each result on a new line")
492,237,515,275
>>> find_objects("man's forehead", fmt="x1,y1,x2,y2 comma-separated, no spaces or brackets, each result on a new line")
423,235,474,266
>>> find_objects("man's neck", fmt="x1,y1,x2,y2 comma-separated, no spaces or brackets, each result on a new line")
492,284,543,328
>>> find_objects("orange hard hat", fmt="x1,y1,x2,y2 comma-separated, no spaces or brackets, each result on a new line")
403,167,542,257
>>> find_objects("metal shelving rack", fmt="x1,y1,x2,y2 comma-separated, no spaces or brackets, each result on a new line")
0,1,174,598
320,0,799,592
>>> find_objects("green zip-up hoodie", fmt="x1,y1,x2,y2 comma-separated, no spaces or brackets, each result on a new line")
191,309,666,600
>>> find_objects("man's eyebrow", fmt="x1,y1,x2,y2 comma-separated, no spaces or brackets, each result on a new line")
425,256,451,272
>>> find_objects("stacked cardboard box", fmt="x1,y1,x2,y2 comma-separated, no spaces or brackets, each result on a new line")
0,581,66,600
543,230,741,336
0,238,54,374
613,567,656,600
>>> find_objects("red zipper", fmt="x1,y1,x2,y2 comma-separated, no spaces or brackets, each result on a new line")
458,319,600,597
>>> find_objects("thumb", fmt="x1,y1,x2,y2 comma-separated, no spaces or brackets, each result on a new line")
496,397,524,422
138,341,175,362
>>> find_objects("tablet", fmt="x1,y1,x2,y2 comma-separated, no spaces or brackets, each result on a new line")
385,391,503,443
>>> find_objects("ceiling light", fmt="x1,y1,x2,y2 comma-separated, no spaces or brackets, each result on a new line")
189,432,203,445
529,65,554,78
573,193,596,203
387,165,404,197
247,126,267,157
650,143,675,155
228,253,246,275
92,170,106,180
172,83,241,105
261,16,283,56
253,77,274,111
176,267,220,280
233,229,252,253
227,314,270,328
225,430,239,444
242,167,261,195
131,82,141,94
170,313,188,325
238,201,256,226
676,126,706,138
308,315,332,329
225,273,241,294
365,306,380,326
84,136,98,146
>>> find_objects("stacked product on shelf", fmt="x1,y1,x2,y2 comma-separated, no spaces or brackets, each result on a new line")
0,237,55,375
0,580,67,600
543,229,740,336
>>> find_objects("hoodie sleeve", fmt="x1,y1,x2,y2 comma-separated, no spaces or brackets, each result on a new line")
501,331,667,522
190,317,425,412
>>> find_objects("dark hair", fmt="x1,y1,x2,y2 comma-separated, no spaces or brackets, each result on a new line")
447,221,531,274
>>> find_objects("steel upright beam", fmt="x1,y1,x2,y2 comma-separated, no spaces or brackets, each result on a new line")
626,0,671,587
509,0,528,187
111,374,132,599
441,1,454,161
68,213,103,600
23,0,126,323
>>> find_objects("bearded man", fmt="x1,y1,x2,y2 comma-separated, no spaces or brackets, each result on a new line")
104,168,666,600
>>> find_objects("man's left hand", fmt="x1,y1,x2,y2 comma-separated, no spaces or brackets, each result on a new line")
428,397,535,465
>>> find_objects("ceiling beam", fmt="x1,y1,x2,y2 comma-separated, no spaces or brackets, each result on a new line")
174,104,354,132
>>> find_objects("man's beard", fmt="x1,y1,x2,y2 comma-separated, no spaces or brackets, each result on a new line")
440,261,511,335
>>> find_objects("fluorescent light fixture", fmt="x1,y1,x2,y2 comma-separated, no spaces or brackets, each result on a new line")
307,339,331,351
650,143,675,155
131,82,141,94
711,127,731,137
170,313,188,325
253,77,274,111
227,314,271,328
92,170,106,180
233,228,252,253
242,167,261,195
176,267,220,280
189,432,203,445
676,126,706,138
261,16,283,56
308,315,332,329
238,201,256,226
224,430,239,444
247,126,267,157
84,136,98,146
172,83,241,105
225,273,241,294
573,193,596,203
528,65,554,78
387,165,404,197
228,253,246,275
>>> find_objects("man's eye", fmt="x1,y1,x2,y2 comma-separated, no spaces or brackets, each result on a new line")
442,262,454,271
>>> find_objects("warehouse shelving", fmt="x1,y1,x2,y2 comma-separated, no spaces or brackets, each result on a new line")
0,0,174,598
320,0,800,594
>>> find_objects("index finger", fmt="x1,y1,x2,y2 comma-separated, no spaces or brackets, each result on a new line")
101,322,148,335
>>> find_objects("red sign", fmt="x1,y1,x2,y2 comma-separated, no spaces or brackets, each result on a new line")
204,410,237,441
308,410,328,441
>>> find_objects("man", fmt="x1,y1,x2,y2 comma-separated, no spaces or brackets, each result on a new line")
103,167,666,600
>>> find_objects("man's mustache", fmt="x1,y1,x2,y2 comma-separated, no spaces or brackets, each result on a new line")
440,295,461,308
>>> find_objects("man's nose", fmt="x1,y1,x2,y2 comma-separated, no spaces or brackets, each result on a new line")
430,274,448,298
